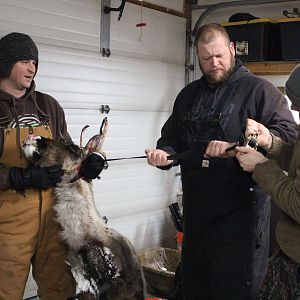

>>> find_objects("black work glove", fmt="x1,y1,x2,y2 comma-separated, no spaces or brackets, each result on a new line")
79,152,105,181
10,163,64,193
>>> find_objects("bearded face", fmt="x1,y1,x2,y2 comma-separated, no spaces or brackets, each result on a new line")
197,36,236,85
200,53,235,85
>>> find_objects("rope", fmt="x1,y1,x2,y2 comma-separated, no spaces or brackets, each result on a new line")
136,0,146,41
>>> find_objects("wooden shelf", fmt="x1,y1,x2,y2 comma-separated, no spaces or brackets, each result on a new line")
244,62,300,75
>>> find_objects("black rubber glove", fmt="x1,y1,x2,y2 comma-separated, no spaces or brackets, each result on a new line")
10,163,64,193
79,152,105,181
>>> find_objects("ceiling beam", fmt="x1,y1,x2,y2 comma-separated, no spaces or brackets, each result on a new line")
125,0,186,18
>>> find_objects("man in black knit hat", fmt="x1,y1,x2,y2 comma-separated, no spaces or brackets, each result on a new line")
0,32,39,78
0,32,105,300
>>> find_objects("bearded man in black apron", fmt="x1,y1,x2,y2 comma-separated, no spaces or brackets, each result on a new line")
0,32,104,300
145,23,297,300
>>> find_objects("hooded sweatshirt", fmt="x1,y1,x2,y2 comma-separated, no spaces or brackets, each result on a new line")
157,58,298,235
0,81,72,190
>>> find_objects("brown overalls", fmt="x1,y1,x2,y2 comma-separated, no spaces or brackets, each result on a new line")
0,125,76,300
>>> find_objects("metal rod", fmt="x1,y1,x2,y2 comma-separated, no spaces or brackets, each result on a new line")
185,2,193,84
106,155,147,162
125,0,186,18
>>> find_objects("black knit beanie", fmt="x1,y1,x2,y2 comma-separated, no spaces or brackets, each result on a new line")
285,64,300,107
0,32,39,78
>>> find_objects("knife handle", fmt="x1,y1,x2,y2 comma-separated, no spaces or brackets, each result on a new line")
167,154,176,160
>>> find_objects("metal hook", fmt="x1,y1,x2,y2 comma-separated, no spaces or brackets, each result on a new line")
104,0,126,21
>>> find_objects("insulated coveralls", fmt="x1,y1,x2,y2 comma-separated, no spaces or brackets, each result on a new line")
178,117,270,300
157,59,297,300
0,124,75,300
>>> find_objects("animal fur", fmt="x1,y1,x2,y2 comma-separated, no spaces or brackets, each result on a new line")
22,120,145,300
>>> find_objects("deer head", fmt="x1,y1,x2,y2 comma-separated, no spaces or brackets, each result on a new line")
22,117,108,178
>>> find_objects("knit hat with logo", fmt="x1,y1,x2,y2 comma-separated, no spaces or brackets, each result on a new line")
0,32,38,78
286,64,300,107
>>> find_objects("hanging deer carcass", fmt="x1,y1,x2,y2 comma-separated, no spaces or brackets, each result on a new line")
22,118,145,300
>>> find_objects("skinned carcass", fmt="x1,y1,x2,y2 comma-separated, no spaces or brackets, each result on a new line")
22,118,145,300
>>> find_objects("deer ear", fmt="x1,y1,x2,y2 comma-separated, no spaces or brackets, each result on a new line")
83,117,108,154
84,136,99,154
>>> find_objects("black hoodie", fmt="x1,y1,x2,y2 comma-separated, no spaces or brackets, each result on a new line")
157,58,297,156
156,58,298,232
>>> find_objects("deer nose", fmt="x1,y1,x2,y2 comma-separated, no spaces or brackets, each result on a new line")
29,134,41,141
22,135,41,146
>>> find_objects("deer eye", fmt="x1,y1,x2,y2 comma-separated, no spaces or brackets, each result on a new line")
37,137,49,150
66,144,81,157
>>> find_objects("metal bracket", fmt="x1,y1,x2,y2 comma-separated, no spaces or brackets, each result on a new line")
100,0,111,57
104,0,126,21
100,104,110,114
185,64,194,71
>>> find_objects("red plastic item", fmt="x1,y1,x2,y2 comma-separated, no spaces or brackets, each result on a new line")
136,22,146,27
177,231,183,251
